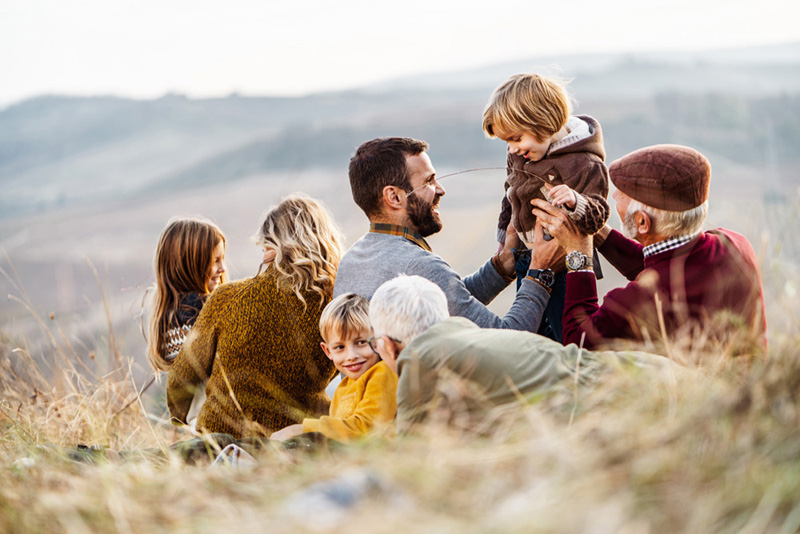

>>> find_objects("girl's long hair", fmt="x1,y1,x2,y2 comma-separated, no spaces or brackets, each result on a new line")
147,217,227,372
253,193,343,307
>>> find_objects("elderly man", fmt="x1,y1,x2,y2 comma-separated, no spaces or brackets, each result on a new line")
532,144,767,353
334,137,551,332
368,275,675,432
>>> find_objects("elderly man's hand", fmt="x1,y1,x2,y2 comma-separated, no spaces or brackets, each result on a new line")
526,221,567,271
531,198,593,256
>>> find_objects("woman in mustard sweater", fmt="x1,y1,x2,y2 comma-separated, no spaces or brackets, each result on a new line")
167,194,343,438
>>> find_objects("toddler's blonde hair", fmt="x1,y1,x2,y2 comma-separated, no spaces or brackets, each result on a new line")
482,73,572,142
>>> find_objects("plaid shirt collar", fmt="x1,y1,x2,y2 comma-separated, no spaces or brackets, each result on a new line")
370,223,432,252
642,232,699,258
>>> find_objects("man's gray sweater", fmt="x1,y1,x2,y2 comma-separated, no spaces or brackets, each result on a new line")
333,231,548,332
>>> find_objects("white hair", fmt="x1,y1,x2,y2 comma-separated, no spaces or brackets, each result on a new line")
625,199,708,239
369,275,449,344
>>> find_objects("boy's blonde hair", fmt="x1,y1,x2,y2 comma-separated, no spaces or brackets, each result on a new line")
482,73,572,142
319,293,371,342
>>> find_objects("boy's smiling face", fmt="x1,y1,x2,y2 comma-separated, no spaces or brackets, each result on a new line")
321,328,379,380
493,126,553,163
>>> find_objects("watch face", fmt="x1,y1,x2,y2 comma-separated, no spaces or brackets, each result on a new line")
539,269,555,287
567,252,585,270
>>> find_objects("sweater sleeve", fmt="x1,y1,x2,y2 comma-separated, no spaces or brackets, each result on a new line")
496,162,513,245
395,347,439,435
166,290,220,425
410,254,549,332
463,257,510,305
301,364,398,442
560,160,610,235
562,271,647,348
598,229,646,281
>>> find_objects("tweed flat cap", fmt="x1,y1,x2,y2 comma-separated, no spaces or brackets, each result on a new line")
609,144,710,211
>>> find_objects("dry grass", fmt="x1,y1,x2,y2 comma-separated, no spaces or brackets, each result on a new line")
2,296,800,534
2,198,800,533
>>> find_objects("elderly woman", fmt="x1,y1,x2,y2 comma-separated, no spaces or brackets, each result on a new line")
167,194,342,438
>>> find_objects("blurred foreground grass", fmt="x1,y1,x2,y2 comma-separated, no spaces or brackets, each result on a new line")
2,311,800,533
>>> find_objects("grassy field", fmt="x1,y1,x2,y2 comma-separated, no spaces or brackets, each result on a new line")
2,218,800,534
1,303,799,533
1,172,799,533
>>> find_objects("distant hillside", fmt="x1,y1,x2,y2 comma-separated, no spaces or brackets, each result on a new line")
372,42,800,96
1,42,799,218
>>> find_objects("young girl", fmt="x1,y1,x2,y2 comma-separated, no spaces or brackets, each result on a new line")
147,217,228,373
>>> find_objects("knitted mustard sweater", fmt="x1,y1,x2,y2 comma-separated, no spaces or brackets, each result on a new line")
167,269,336,438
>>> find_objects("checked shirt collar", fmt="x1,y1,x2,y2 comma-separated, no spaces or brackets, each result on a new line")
643,232,699,258
369,223,432,252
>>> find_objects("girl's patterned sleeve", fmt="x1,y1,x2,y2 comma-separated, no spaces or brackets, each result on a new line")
166,292,219,424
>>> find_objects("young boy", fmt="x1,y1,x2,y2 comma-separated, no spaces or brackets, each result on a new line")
270,293,398,443
482,73,610,343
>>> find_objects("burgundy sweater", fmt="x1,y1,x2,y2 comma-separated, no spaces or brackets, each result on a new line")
563,228,767,353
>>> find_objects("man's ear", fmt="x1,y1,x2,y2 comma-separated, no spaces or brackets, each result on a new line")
320,341,332,360
387,336,405,362
634,211,651,235
381,186,405,211
382,336,401,370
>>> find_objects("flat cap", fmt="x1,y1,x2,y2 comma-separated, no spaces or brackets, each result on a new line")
609,144,710,211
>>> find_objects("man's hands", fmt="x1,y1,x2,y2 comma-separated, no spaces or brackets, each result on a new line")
528,199,593,271
496,222,521,278
525,220,567,271
532,198,593,254
498,191,594,274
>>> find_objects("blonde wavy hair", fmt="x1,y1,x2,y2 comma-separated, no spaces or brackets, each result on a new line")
253,193,343,307
482,73,573,142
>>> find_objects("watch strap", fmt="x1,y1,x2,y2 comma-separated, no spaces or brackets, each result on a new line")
525,276,553,294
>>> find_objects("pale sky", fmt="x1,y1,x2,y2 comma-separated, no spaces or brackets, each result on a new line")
1,0,799,107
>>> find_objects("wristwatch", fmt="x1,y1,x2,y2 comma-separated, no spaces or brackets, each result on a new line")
526,268,555,292
566,251,593,271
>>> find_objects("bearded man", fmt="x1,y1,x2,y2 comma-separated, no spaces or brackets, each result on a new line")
531,144,767,354
333,137,550,331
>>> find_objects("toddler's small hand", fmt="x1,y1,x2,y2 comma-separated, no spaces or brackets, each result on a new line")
545,184,577,209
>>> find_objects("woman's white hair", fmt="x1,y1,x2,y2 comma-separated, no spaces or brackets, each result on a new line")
369,275,449,344
625,199,708,239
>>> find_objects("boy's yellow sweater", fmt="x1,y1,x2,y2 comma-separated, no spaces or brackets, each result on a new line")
302,361,398,442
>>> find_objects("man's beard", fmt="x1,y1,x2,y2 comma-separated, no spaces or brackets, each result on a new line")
622,208,638,240
408,193,443,237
